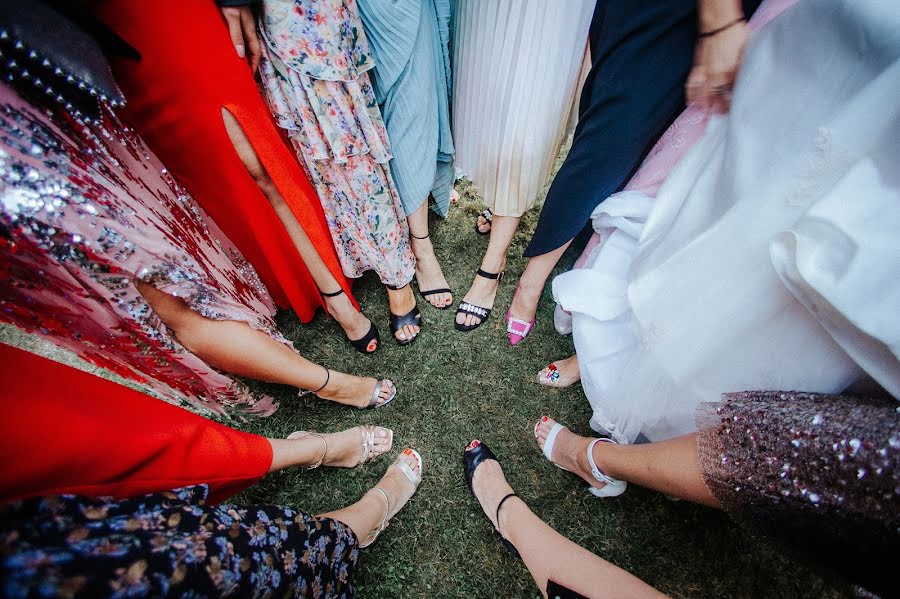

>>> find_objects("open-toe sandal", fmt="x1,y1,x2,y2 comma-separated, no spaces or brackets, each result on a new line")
386,283,423,345
288,425,392,468
364,378,397,409
410,232,452,309
475,208,492,235
319,288,380,354
454,268,503,333
462,440,520,557
535,420,627,498
359,449,424,549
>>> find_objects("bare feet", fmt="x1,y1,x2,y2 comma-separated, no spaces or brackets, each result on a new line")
386,284,420,343
359,449,422,546
534,417,612,493
537,355,581,388
288,425,393,468
455,257,505,328
322,291,377,351
313,369,396,409
412,235,452,309
466,441,519,539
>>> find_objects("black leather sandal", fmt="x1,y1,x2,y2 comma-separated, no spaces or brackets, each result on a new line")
463,440,520,557
454,268,503,332
386,283,422,346
320,288,380,354
475,208,492,235
410,232,452,309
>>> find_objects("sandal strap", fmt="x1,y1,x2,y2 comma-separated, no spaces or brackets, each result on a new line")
410,231,429,240
349,321,379,354
495,492,518,535
361,426,374,464
386,282,411,291
587,438,619,486
480,208,493,222
394,457,422,487
457,302,489,318
311,367,330,394
389,306,422,329
319,288,345,298
287,431,327,470
360,487,390,548
506,317,533,335
475,268,503,280
420,287,452,298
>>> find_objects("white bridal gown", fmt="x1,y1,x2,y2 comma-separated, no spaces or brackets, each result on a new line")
553,0,900,443
452,0,595,217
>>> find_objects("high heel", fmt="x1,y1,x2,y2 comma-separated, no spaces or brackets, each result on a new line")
462,440,520,557
319,288,380,354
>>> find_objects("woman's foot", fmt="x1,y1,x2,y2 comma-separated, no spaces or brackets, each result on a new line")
466,441,518,539
386,284,421,343
476,208,492,234
288,426,393,468
507,279,542,335
323,291,377,350
455,258,505,328
537,355,581,388
359,449,423,547
412,235,452,309
314,370,396,409
534,417,614,493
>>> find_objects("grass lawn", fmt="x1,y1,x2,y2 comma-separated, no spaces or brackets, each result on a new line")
1,182,850,598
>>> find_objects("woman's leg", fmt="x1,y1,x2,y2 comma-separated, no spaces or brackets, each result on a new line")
535,418,719,507
455,214,521,327
267,426,392,472
136,281,395,407
471,455,665,598
508,240,572,325
221,109,372,343
407,201,452,308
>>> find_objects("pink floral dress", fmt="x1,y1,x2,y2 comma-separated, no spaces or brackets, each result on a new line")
258,0,415,287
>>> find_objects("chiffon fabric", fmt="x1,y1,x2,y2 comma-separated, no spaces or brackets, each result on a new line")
258,0,416,287
0,82,286,415
94,0,354,322
451,0,594,218
358,0,455,217
698,391,899,597
554,0,900,443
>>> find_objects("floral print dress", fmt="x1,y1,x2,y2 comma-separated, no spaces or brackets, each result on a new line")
0,485,359,598
258,0,416,287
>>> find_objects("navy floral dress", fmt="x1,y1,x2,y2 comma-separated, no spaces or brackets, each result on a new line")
0,485,359,598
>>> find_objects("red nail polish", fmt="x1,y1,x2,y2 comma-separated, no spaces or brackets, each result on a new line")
542,416,548,422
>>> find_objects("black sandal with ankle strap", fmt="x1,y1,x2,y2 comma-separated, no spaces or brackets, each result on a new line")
386,283,423,346
410,232,453,309
463,440,520,557
454,268,503,332
320,288,381,354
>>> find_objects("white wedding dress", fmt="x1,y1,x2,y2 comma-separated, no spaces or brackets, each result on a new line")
553,0,900,443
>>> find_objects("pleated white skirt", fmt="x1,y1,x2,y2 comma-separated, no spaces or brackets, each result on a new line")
452,0,595,217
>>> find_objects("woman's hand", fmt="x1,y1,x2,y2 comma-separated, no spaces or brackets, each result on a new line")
221,6,261,73
685,19,750,113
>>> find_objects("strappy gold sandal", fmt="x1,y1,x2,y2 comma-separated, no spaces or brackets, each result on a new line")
288,426,393,468
359,449,424,549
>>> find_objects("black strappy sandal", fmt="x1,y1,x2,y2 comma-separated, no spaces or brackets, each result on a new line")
410,231,453,309
475,208,493,235
386,283,423,346
463,440,520,557
454,268,503,332
319,288,380,354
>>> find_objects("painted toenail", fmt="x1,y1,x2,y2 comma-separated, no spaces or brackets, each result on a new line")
403,448,411,455
542,416,548,422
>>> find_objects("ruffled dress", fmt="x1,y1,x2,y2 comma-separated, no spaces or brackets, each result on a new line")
258,0,415,287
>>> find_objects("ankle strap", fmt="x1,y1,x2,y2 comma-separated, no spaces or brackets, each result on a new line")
476,268,503,280
586,438,618,486
320,288,345,298
386,282,411,291
311,368,330,394
495,492,518,532
410,231,430,240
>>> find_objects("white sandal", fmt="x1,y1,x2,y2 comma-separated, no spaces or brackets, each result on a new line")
360,449,423,548
287,426,393,468
536,420,627,498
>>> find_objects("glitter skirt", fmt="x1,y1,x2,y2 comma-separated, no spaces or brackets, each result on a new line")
698,391,899,595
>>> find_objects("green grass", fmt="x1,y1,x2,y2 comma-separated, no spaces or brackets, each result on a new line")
0,182,850,598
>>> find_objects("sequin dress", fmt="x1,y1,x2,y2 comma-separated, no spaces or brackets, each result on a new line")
0,81,286,416
257,0,416,287
698,391,899,596
0,485,359,598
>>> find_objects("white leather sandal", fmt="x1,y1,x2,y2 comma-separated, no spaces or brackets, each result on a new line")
536,419,626,498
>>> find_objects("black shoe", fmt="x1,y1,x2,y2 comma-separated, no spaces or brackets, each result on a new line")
319,288,380,354
454,268,503,332
462,440,520,557
386,283,422,346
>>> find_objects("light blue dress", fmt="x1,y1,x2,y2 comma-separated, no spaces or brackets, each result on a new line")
357,0,455,218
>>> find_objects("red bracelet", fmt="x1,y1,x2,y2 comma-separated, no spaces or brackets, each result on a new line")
698,17,745,38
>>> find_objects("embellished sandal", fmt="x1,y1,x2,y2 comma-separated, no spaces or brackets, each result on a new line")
386,283,423,345
410,232,453,310
463,439,520,557
454,268,503,332
506,309,535,347
475,208,493,235
535,419,626,498
359,449,424,549
287,425,393,468
319,288,380,354
305,368,398,409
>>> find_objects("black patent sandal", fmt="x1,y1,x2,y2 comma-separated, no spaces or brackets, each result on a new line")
320,288,380,354
463,440,520,557
386,283,422,346
410,232,453,310
454,268,503,332
475,208,492,235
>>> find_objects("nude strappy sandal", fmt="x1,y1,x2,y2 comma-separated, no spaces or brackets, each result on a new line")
536,419,626,498
287,425,393,468
359,449,424,549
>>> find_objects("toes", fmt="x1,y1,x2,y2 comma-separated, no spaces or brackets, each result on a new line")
380,380,396,402
399,448,420,474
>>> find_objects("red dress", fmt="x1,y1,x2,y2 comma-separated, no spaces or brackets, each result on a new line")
0,344,271,505
92,0,356,321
